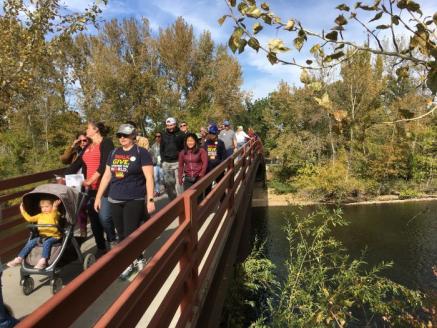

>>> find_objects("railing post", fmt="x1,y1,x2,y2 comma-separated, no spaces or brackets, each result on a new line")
228,158,235,212
180,189,199,321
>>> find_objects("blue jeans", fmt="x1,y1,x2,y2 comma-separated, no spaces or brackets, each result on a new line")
0,271,18,327
87,194,116,250
225,148,234,159
154,165,163,194
18,237,59,259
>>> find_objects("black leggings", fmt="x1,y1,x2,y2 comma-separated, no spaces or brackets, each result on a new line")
110,200,145,241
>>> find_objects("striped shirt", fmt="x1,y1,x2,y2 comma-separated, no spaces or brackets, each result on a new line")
82,144,101,190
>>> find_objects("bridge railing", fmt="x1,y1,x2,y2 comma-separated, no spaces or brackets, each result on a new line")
0,168,65,262
15,139,263,328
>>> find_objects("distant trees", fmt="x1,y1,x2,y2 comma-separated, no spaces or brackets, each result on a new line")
0,3,245,178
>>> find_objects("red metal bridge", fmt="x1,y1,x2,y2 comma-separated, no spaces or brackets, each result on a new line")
0,140,264,327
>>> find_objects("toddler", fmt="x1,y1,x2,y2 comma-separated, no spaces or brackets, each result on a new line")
7,198,62,270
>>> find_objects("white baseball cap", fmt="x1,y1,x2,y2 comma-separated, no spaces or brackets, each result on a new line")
165,117,177,125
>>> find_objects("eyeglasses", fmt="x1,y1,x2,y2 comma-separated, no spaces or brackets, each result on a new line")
180,124,187,127
79,139,88,143
116,133,130,138
155,135,161,138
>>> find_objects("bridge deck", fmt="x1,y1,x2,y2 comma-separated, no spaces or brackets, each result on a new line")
3,192,219,327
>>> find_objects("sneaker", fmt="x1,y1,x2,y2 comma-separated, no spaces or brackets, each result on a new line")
109,241,118,250
7,257,23,267
136,258,146,272
34,258,47,270
119,264,135,280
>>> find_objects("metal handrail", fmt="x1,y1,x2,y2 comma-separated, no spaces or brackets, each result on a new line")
11,140,263,328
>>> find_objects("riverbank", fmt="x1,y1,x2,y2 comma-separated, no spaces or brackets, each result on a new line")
252,185,437,207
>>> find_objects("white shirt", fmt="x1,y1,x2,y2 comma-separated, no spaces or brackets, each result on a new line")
235,131,249,144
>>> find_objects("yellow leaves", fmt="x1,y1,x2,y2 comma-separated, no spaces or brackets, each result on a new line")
253,22,263,34
246,6,262,19
300,69,311,84
315,92,333,111
314,92,347,122
284,19,295,31
333,110,348,122
268,38,290,53
218,15,229,26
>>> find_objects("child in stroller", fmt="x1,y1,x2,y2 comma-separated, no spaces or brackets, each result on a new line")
6,184,95,295
7,198,62,270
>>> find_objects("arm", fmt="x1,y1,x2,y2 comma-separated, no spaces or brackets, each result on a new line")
178,151,184,185
219,142,227,161
94,165,112,212
233,134,238,149
65,153,84,175
142,165,155,213
20,203,38,222
97,138,114,175
199,149,208,177
60,146,75,165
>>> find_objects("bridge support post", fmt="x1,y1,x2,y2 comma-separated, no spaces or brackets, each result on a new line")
180,190,199,321
195,156,260,328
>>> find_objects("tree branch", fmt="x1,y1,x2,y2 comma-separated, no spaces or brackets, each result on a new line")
381,104,437,124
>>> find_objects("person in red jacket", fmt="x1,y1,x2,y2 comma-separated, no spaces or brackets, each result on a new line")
178,133,208,191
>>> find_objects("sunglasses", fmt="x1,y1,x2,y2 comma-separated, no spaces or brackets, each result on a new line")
116,133,130,138
79,139,88,143
155,135,161,138
180,124,187,127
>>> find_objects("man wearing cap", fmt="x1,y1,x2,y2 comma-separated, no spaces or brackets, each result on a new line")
218,120,237,158
160,117,185,200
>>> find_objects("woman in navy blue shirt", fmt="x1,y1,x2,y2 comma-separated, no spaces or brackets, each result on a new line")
94,124,155,242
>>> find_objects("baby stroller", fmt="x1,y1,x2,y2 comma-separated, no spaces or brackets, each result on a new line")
18,184,96,295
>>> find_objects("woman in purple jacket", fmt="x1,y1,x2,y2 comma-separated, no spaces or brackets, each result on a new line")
178,133,208,191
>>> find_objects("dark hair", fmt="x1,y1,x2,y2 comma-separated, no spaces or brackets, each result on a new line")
184,133,200,154
75,132,86,139
89,121,110,137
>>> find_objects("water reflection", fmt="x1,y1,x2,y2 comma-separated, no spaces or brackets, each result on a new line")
252,201,437,293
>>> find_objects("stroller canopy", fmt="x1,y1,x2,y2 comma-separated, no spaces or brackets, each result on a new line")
22,184,80,225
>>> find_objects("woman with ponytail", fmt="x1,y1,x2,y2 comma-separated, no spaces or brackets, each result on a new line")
67,121,117,256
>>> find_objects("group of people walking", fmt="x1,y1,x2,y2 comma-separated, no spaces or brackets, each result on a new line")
0,117,257,327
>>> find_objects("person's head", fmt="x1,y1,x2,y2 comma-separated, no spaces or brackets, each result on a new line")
125,120,137,129
223,120,230,130
165,117,177,133
208,124,219,140
87,121,109,139
116,123,136,148
248,127,255,136
154,132,162,143
136,136,148,149
237,125,243,132
76,132,88,149
200,127,207,138
39,198,55,214
184,133,199,152
179,121,188,133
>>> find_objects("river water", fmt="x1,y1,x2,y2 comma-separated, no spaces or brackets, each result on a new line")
252,200,437,293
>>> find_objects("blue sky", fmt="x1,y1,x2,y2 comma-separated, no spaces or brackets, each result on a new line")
3,0,435,99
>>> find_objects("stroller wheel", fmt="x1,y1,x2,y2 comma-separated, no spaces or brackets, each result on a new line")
51,277,63,294
22,277,34,296
83,253,96,270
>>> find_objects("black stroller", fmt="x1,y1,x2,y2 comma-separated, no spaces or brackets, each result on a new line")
19,184,95,295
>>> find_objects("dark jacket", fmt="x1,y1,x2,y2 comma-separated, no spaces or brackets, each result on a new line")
178,148,208,184
204,139,226,172
160,128,185,162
